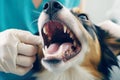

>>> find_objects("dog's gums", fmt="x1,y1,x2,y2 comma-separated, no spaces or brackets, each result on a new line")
42,20,81,62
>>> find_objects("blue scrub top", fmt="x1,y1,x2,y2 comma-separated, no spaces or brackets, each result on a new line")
0,0,80,80
0,0,80,34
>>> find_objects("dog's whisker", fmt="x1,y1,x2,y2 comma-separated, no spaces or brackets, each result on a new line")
30,19,38,27
32,10,41,14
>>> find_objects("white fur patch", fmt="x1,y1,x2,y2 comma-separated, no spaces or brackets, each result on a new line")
35,65,98,80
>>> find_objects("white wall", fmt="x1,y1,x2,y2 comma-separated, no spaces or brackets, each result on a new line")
84,0,114,24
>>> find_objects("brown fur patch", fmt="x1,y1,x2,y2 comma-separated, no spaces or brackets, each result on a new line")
72,7,83,14
81,34,102,79
106,38,120,55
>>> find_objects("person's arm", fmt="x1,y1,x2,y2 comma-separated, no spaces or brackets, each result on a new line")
32,0,42,8
78,0,86,12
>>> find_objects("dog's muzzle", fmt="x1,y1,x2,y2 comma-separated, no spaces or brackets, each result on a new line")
38,1,83,69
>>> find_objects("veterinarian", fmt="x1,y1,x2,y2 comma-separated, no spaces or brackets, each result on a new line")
0,0,81,80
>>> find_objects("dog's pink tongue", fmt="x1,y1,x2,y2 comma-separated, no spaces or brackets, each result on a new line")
47,43,72,54
47,44,60,54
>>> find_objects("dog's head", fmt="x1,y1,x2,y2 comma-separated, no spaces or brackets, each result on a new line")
37,0,119,79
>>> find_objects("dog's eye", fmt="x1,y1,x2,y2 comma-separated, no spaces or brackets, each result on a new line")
78,14,88,20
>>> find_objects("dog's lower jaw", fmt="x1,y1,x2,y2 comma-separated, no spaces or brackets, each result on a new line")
35,65,101,80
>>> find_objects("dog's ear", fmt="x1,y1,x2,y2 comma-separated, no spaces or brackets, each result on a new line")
99,21,120,56
105,34,120,56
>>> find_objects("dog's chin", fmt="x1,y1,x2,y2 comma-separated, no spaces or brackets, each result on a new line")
41,53,82,73
41,42,86,73
41,59,71,73
41,43,89,73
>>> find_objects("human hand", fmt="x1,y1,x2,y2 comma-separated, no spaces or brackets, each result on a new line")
0,29,41,75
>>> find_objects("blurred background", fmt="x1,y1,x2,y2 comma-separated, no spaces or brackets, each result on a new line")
84,0,116,23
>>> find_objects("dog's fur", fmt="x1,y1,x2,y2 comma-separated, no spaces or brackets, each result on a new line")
33,1,120,80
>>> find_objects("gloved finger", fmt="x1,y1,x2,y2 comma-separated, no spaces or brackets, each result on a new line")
16,55,36,67
15,30,41,45
15,65,33,75
18,43,37,56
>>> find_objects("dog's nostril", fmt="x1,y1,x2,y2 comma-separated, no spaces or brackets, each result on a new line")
53,1,62,10
43,1,63,15
43,2,49,10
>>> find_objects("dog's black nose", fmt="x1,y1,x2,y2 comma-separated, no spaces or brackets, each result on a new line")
43,0,63,15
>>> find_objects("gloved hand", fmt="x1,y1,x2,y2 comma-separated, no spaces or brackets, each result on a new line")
0,29,41,75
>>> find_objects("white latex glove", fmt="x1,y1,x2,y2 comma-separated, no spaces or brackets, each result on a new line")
0,29,41,75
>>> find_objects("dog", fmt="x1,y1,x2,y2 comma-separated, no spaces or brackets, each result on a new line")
34,1,120,80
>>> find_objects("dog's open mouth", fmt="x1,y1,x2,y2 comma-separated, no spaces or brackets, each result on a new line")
41,20,81,63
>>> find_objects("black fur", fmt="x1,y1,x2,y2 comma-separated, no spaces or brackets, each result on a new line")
116,39,120,42
81,21,96,40
79,14,119,80
78,14,97,40
95,26,119,80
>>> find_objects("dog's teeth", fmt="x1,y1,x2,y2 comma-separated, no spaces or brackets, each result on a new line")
73,41,77,46
45,46,47,51
43,27,47,34
64,26,67,33
42,48,46,54
70,33,74,39
67,29,70,34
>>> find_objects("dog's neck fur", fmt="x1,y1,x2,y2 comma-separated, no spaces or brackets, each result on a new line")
36,65,100,80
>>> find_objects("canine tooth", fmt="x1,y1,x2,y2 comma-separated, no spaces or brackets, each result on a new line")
43,27,47,34
67,29,70,33
45,46,47,51
73,41,77,46
70,33,74,38
64,26,67,33
42,48,46,54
